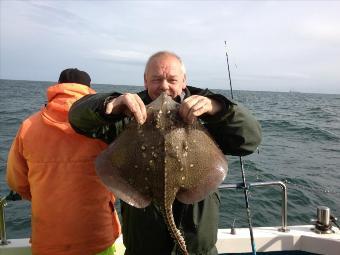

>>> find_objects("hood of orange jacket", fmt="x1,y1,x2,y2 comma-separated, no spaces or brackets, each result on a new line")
41,83,95,134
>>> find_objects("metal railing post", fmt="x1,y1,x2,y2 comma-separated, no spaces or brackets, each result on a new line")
219,180,289,232
0,196,9,245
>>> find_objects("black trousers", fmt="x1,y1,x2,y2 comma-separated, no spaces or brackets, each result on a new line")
121,191,220,255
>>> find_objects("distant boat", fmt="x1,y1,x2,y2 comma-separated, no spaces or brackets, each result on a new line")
289,90,301,93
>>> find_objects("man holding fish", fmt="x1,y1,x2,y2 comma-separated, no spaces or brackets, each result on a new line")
69,51,262,255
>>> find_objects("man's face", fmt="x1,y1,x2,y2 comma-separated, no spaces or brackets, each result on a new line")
144,55,187,100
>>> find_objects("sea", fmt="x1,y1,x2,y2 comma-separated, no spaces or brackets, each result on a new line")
0,79,339,239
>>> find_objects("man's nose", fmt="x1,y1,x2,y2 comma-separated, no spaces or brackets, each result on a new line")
159,80,169,90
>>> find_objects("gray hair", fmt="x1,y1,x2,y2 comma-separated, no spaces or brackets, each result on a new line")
144,51,186,75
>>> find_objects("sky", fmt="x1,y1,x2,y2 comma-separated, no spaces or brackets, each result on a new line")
1,0,340,94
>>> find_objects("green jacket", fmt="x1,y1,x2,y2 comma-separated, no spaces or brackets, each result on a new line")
69,86,262,255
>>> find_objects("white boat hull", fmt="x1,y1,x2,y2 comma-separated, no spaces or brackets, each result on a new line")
1,225,339,255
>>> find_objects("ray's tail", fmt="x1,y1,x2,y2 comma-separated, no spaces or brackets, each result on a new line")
163,204,188,255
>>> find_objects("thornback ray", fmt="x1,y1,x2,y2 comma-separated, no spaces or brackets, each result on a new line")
95,92,228,255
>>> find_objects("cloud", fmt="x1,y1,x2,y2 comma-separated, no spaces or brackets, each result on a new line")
299,21,340,45
1,0,340,94
94,49,149,65
26,1,85,29
28,1,74,19
21,1,112,38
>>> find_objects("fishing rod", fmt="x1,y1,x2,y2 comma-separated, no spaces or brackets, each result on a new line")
224,41,257,255
224,43,234,100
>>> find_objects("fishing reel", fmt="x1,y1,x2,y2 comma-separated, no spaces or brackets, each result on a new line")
311,206,339,234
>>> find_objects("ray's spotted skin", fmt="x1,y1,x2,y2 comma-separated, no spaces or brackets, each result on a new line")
95,93,228,255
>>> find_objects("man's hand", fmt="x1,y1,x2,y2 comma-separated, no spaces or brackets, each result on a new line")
179,95,222,124
105,93,147,125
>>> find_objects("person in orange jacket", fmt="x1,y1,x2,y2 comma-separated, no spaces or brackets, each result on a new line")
6,68,121,255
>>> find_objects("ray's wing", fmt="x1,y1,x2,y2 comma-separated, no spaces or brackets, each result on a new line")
95,122,155,208
173,125,228,204
96,94,171,209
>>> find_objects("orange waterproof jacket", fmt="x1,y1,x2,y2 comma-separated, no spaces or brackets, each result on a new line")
7,83,121,255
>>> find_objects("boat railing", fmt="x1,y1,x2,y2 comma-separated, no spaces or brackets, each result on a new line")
0,196,9,245
0,181,289,245
1,191,22,245
219,180,289,232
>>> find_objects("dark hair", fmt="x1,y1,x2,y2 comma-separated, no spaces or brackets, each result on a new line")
58,68,91,87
